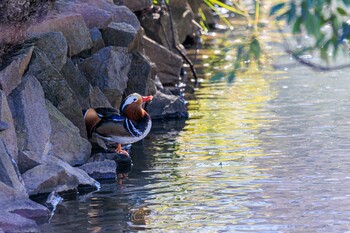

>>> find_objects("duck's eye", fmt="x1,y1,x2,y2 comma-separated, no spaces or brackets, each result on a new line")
133,98,137,102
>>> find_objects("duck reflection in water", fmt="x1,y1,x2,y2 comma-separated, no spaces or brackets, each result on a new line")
116,158,132,186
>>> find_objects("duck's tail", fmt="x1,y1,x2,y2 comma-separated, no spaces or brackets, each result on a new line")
83,108,101,138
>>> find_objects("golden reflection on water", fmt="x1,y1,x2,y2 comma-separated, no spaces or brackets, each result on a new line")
142,31,283,230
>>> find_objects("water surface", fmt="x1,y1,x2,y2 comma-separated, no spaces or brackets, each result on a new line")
39,22,350,233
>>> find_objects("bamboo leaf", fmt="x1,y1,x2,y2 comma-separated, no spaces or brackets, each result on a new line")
292,17,302,34
270,3,286,16
337,7,347,16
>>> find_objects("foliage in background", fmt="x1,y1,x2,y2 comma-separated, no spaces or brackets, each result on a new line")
270,0,350,67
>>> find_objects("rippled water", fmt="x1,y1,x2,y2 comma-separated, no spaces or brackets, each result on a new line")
39,22,350,232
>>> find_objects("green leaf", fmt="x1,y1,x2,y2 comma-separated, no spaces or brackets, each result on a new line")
210,72,226,82
270,3,285,16
320,47,328,62
292,17,302,34
337,7,347,16
343,0,350,6
227,72,236,84
287,2,296,23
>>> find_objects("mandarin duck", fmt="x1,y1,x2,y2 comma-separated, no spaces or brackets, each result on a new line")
84,93,153,156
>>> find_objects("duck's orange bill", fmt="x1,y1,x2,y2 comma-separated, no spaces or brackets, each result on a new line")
142,95,153,102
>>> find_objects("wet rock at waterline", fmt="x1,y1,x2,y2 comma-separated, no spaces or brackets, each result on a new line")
0,183,49,233
146,91,188,119
79,160,117,180
46,100,91,166
8,75,51,174
78,46,131,108
22,157,98,196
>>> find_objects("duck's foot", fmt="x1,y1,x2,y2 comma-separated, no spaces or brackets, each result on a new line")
115,144,129,157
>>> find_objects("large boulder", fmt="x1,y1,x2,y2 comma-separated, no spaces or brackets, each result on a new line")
25,48,87,138
0,90,18,161
114,0,152,12
0,44,34,96
101,22,137,48
26,31,68,70
143,36,182,86
146,91,188,119
46,100,91,166
54,0,141,30
28,13,92,56
22,157,98,196
79,46,131,108
0,183,49,221
0,181,50,233
0,140,26,194
8,75,51,174
125,51,156,96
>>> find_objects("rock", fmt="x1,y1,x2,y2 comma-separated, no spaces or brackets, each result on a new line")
114,0,152,12
46,100,91,166
143,36,182,86
88,152,132,174
0,121,8,131
0,0,53,24
8,75,51,174
0,90,18,161
89,86,113,108
101,22,137,48
146,91,188,119
26,48,87,138
22,157,98,196
79,46,131,108
26,31,68,70
28,13,92,56
59,58,91,109
78,160,116,180
0,210,40,233
139,6,180,51
169,0,195,43
0,44,34,96
125,51,156,96
89,27,105,54
60,58,112,109
0,140,26,194
55,0,141,30
0,183,49,220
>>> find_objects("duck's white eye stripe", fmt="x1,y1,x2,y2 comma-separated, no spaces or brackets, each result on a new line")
121,97,134,111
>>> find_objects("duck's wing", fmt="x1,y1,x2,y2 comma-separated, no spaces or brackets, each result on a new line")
94,107,121,120
94,118,132,138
